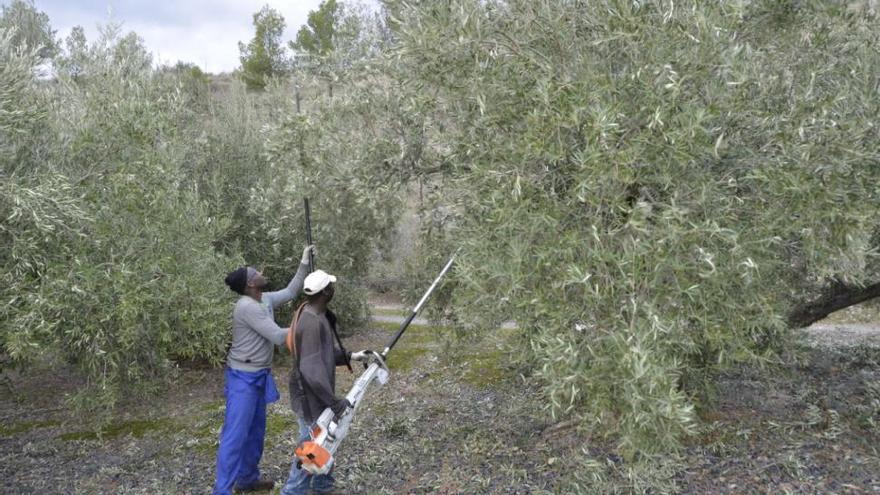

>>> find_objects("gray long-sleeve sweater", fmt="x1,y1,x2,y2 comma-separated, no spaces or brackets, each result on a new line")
226,262,309,372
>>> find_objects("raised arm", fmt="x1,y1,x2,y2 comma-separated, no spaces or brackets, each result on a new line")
263,245,313,308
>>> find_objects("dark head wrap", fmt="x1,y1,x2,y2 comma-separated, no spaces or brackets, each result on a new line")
224,267,248,295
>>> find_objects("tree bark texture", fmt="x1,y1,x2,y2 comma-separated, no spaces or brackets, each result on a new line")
788,281,880,328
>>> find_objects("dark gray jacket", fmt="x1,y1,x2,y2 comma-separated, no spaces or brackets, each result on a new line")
289,304,348,423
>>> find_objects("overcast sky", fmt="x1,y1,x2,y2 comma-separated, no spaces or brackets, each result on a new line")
23,1,373,74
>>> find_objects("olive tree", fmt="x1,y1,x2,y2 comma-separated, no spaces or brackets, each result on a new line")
1,25,238,416
0,0,57,60
385,0,880,458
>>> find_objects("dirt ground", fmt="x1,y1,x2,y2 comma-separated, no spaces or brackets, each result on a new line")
2,310,880,494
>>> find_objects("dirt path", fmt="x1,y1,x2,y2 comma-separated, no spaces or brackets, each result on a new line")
804,323,880,349
2,316,879,494
1,316,559,494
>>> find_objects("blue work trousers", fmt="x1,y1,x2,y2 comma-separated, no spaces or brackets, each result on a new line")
212,367,280,495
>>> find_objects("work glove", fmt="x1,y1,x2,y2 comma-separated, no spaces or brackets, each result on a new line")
349,350,374,362
301,244,315,264
330,398,352,419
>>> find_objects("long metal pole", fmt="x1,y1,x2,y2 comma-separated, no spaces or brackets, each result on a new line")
304,197,352,372
381,253,456,359
304,198,315,272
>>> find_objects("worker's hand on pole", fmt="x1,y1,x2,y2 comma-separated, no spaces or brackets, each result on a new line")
301,244,315,264
331,398,352,419
348,350,374,362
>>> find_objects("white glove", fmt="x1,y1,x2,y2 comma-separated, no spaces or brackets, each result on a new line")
301,244,315,264
349,350,374,362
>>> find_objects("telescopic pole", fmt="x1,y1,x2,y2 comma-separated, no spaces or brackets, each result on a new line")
381,253,456,360
304,197,352,372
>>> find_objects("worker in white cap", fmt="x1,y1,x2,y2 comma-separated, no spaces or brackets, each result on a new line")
281,269,370,495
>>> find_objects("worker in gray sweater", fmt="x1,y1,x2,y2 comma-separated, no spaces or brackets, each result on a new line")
212,245,313,495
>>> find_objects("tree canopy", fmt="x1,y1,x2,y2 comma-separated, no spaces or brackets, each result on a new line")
0,0,56,60
238,4,289,90
290,0,339,60
382,0,880,457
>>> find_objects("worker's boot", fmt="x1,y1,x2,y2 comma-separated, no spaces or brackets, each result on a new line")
233,478,275,493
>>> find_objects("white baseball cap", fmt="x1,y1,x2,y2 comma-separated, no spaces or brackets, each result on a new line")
303,269,337,295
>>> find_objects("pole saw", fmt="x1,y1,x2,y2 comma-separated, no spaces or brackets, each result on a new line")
304,197,352,373
294,252,457,475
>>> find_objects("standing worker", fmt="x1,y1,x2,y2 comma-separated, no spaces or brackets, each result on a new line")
212,245,314,495
280,269,371,495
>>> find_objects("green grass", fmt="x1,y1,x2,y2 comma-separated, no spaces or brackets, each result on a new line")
382,417,410,438
189,400,227,453
265,413,297,437
59,417,180,441
198,399,225,413
371,307,409,317
365,400,391,417
192,420,223,453
373,320,514,385
265,412,298,448
0,420,60,437
460,348,512,388
385,346,429,371
373,321,446,347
